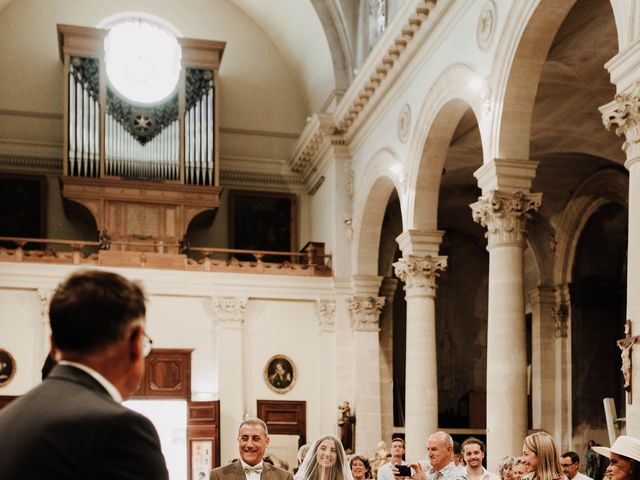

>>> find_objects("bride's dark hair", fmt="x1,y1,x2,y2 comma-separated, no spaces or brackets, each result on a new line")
295,435,351,480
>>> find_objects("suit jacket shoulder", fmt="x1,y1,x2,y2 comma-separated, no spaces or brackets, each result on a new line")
263,463,294,480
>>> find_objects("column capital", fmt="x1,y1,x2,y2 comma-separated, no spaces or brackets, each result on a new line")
393,255,447,297
470,190,542,247
211,296,248,328
316,299,336,332
600,81,640,167
474,159,539,196
395,230,444,257
37,288,53,323
347,296,385,332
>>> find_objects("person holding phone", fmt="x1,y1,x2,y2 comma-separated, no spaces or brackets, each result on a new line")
406,432,465,480
381,438,409,480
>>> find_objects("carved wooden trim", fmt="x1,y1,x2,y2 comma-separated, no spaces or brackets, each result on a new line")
257,399,306,447
188,400,221,476
133,348,193,399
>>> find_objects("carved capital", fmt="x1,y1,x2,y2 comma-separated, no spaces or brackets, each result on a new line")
552,302,569,338
347,296,385,332
211,296,248,327
316,299,336,332
393,255,447,297
601,82,640,162
37,288,53,322
470,190,542,246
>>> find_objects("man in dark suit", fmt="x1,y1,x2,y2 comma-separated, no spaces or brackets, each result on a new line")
0,269,169,480
211,417,293,480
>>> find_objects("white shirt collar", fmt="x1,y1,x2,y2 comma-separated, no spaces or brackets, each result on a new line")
240,459,264,470
58,360,123,403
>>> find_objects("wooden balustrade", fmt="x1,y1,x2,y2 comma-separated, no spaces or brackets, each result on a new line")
0,236,331,276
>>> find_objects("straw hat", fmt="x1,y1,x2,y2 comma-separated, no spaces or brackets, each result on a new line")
592,436,640,462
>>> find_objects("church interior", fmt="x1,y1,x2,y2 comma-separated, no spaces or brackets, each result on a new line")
1,0,639,478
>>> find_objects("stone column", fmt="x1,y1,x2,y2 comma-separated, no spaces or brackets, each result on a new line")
379,277,399,444
393,230,446,463
212,296,248,464
528,287,557,434
471,190,541,469
317,299,338,436
601,82,640,433
553,285,571,448
347,293,385,457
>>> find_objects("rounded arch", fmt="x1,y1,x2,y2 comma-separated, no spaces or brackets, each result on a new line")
353,148,404,275
553,167,629,287
491,0,577,160
405,63,486,231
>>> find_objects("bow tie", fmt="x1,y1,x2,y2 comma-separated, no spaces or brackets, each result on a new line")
243,465,263,475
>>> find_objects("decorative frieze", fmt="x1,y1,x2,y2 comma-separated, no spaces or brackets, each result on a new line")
600,82,640,164
470,190,542,246
347,296,385,332
211,296,248,327
316,299,336,332
393,255,447,297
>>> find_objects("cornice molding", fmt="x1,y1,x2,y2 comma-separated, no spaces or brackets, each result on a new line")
0,154,62,171
288,0,446,180
221,169,304,185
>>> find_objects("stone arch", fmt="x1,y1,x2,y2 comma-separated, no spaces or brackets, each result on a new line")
553,168,628,287
353,148,404,275
405,63,485,231
491,0,577,161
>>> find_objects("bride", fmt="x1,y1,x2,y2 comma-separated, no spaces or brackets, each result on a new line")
294,435,353,480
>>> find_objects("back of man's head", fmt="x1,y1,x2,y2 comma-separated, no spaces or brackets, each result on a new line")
50,270,146,353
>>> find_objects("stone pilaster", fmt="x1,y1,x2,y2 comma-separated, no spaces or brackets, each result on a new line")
528,287,558,436
36,288,53,383
379,278,399,444
316,299,338,434
211,296,247,463
347,290,384,457
601,84,640,433
393,253,447,462
471,190,541,470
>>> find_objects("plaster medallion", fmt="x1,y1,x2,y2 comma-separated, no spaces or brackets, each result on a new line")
477,1,497,51
398,104,411,143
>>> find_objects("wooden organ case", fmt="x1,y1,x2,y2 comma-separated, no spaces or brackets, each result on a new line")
57,24,225,255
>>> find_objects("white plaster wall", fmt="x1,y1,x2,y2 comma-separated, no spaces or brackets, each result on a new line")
309,160,337,253
243,299,323,440
0,288,45,395
0,262,335,459
146,295,217,399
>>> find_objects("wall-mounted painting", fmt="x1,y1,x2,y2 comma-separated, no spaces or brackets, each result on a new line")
0,349,16,387
0,174,46,249
264,354,296,394
229,190,296,261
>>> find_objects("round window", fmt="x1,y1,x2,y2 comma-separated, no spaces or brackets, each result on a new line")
104,18,181,104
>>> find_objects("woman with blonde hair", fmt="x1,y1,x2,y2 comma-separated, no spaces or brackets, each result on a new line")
522,432,563,480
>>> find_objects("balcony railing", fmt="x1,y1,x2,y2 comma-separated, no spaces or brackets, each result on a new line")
0,237,332,276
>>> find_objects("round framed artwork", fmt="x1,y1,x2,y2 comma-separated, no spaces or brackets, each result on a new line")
263,354,296,394
0,349,16,387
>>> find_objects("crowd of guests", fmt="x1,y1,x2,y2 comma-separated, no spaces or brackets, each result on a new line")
2,269,640,480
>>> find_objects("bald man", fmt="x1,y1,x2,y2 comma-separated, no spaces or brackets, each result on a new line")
409,432,465,480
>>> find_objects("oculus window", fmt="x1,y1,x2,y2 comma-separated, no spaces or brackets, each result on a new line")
104,18,181,104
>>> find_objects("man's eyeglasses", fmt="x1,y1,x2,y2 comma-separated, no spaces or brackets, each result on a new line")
142,332,153,357
561,462,576,468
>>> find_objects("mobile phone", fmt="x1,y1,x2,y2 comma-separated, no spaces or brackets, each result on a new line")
396,465,412,477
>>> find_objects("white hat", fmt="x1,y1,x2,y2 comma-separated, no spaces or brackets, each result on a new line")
592,436,640,462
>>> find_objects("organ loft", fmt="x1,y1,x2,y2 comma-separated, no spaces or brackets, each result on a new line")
57,22,225,259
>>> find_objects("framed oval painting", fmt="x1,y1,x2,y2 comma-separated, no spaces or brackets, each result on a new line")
263,354,296,394
0,349,16,387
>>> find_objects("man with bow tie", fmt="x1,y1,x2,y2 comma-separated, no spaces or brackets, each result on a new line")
210,417,293,480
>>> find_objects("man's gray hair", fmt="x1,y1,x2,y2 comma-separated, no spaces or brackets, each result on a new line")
238,417,269,436
430,431,454,448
